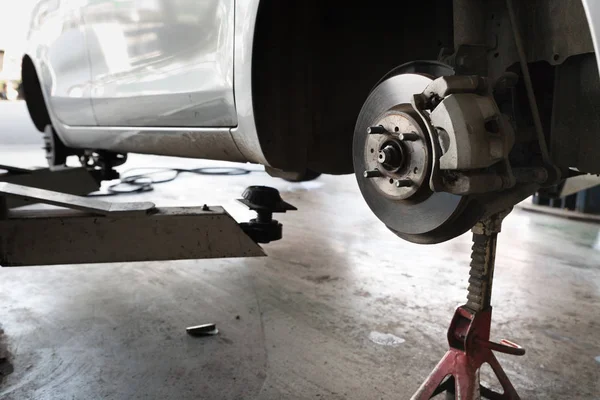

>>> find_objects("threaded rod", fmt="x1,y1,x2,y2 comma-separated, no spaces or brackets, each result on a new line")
465,232,498,312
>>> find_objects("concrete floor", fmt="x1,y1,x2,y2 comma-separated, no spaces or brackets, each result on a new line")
1,103,600,399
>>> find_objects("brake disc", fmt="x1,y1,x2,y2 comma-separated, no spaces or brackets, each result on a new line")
353,71,482,244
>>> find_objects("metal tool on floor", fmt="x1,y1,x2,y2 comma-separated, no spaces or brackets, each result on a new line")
411,209,525,400
0,164,295,266
186,323,219,337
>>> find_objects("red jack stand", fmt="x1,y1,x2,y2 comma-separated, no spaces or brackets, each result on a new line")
411,211,525,400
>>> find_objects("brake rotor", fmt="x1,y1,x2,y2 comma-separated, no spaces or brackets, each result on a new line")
353,72,481,244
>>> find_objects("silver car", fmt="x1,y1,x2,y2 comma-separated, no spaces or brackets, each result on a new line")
21,0,600,243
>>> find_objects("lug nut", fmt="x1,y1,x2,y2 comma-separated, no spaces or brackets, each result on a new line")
363,169,383,178
399,132,420,141
367,125,389,135
395,179,412,188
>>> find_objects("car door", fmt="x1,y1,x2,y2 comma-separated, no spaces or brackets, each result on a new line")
29,0,97,126
82,0,236,127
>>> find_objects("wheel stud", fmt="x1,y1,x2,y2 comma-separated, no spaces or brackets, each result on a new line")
395,179,412,188
363,169,383,178
398,132,420,141
367,125,389,135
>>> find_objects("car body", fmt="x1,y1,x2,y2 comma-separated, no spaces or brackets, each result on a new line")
21,0,600,170
20,0,600,243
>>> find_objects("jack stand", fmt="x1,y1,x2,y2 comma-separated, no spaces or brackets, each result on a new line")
411,210,525,400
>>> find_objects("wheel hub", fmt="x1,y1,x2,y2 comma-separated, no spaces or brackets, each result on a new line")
362,105,430,201
353,72,478,243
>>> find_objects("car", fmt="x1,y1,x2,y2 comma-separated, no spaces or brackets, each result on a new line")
21,0,600,244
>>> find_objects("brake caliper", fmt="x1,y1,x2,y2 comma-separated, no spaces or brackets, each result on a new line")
412,75,516,195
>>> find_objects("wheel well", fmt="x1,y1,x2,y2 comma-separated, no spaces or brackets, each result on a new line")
21,55,51,132
251,0,454,174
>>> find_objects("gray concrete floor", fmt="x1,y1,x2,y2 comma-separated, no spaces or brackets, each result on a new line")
1,102,600,399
